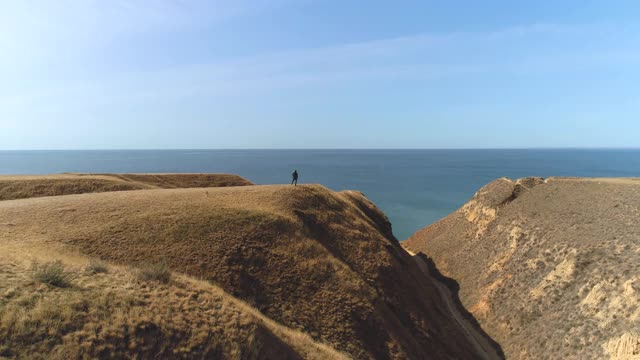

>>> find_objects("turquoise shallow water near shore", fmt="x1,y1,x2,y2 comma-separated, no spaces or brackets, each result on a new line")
1,149,639,240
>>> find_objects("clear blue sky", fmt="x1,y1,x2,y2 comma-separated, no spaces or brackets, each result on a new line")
1,0,639,149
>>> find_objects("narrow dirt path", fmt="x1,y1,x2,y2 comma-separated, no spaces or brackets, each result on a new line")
412,254,503,360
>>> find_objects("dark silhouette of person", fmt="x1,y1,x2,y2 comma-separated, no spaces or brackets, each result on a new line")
291,170,299,186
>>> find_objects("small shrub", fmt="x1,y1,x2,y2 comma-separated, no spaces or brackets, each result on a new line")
85,259,109,274
0,344,13,357
137,261,171,283
31,260,75,287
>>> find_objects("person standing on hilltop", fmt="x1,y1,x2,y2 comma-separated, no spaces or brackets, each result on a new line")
291,170,299,186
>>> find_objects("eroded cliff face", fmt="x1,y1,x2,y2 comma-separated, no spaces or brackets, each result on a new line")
404,177,640,359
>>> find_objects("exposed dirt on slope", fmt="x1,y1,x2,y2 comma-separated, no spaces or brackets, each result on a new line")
0,183,492,359
410,252,504,360
0,173,253,201
403,177,640,359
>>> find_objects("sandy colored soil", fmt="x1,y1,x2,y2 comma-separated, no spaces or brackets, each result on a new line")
403,177,640,360
0,178,494,359
0,173,253,201
411,253,503,360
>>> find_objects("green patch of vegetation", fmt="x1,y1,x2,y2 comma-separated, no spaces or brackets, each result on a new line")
31,261,75,288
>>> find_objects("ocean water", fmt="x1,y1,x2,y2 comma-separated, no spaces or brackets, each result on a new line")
1,149,639,240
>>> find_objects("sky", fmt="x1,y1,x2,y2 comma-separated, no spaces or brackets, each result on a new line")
1,0,639,149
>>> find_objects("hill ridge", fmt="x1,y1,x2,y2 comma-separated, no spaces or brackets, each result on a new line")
0,179,498,359
0,173,253,201
403,176,640,359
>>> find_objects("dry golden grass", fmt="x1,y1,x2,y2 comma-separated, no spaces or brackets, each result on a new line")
84,259,108,275
0,181,490,359
0,173,253,201
103,173,254,189
404,177,640,360
136,260,171,283
30,260,76,288
0,250,345,359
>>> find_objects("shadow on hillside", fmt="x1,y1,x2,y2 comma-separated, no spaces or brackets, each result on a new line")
416,253,506,360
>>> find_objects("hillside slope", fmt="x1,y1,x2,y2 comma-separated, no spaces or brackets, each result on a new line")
403,177,640,359
0,182,498,359
0,173,253,201
0,249,345,360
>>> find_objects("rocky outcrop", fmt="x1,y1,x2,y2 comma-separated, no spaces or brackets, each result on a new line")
605,332,640,360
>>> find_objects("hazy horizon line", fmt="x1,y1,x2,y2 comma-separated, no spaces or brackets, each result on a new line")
2,147,639,151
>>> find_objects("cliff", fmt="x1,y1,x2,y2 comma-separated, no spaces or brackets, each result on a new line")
0,175,497,359
404,177,640,359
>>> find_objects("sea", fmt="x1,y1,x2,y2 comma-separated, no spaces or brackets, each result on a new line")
1,149,639,240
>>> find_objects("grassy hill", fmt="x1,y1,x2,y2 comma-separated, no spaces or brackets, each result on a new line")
403,177,640,360
0,176,496,359
0,173,253,201
0,254,344,359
